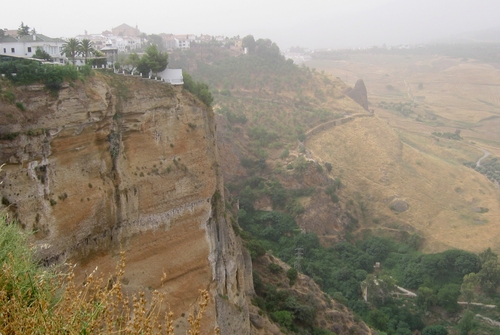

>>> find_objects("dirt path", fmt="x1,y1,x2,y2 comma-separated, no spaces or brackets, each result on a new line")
476,148,490,167
404,80,416,102
458,302,496,308
305,113,373,139
396,286,417,297
476,314,500,327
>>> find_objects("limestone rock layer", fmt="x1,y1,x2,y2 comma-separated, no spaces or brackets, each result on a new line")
0,74,250,334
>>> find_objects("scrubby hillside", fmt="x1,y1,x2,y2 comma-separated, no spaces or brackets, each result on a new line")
171,39,500,334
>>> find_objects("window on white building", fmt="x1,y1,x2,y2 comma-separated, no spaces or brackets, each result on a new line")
3,48,5,53
28,47,32,53
11,48,15,53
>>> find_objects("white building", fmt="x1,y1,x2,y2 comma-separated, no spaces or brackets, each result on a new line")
0,34,66,63
158,68,183,85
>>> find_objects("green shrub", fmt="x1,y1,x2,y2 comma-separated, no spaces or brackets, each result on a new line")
287,268,298,285
3,91,15,103
183,71,213,107
15,102,25,111
0,218,46,301
0,60,86,90
422,325,448,335
268,263,283,274
246,239,266,260
270,310,294,329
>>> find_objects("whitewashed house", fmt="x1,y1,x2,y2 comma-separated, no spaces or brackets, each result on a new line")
158,68,183,85
0,34,66,63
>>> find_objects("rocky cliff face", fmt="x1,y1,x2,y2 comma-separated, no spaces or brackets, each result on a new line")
0,74,250,334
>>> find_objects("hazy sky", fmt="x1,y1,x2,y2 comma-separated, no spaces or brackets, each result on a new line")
4,0,500,49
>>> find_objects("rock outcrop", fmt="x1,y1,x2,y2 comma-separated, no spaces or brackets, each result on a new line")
344,79,369,111
0,74,250,334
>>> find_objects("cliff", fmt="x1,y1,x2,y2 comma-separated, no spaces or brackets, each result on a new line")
0,74,250,334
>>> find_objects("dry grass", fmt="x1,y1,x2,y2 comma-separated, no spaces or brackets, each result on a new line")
305,53,500,253
0,218,217,334
307,116,500,253
307,54,500,142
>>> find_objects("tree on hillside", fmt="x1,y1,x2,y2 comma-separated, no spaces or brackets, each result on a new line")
458,310,476,335
79,39,95,63
477,257,500,296
124,53,141,73
460,273,479,306
362,274,396,306
61,38,81,64
142,44,168,76
242,35,256,53
17,22,30,37
255,38,281,58
183,72,213,107
479,247,497,264
417,286,437,312
437,284,460,313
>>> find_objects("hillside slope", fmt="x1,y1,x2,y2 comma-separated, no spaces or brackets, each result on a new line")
307,115,500,252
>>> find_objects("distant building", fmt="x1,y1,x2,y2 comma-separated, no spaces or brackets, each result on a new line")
178,39,190,49
75,33,107,49
174,35,193,49
161,34,179,50
100,42,118,65
111,23,141,37
197,34,212,44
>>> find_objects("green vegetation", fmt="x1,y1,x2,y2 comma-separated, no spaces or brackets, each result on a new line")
173,36,500,334
169,36,343,159
33,47,52,61
238,191,499,334
378,101,416,117
0,216,215,334
0,58,92,90
463,156,500,185
61,38,81,64
183,72,213,107
432,130,462,140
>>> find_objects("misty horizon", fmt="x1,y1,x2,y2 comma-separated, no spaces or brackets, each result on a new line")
4,0,500,50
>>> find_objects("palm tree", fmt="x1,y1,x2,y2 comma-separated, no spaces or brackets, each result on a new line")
79,39,95,64
61,38,80,64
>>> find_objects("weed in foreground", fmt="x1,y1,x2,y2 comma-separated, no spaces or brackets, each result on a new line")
0,217,218,334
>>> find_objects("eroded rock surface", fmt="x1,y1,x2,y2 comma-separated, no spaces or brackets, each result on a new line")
0,74,250,334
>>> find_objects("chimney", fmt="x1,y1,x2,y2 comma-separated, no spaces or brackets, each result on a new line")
33,35,36,41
